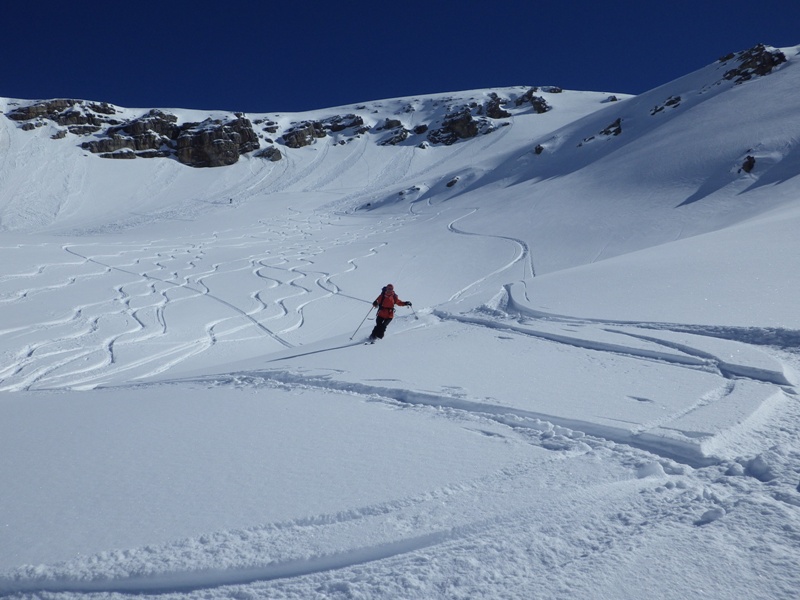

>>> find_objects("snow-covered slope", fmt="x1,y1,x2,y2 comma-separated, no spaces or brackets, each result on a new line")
0,85,618,234
1,44,799,599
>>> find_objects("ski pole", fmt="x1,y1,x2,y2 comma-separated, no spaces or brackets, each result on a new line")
409,303,419,320
350,306,374,340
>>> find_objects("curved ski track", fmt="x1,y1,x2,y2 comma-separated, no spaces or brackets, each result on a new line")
0,209,402,390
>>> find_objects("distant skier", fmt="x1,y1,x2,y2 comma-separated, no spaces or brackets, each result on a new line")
369,284,411,342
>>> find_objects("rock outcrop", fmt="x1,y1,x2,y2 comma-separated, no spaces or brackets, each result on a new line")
80,111,261,167
740,155,756,173
325,114,365,132
650,95,682,115
7,99,121,136
428,109,480,145
380,127,411,146
599,118,623,137
530,96,551,114
579,118,623,146
255,146,283,161
175,116,261,167
281,114,367,148
3,84,568,167
8,43,781,171
484,95,511,119
721,44,787,84
514,88,551,113
81,109,178,156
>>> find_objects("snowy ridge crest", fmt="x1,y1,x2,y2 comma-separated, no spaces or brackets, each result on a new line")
2,86,616,169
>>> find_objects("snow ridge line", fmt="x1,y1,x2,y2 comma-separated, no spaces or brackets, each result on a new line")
0,531,452,596
630,381,736,437
503,281,800,350
610,328,795,387
436,309,794,388
642,323,800,352
0,449,638,597
0,468,532,598
435,310,712,369
203,369,719,467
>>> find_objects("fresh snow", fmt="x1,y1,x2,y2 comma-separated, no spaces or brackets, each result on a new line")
1,46,799,599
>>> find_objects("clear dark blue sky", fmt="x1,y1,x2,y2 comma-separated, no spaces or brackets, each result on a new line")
3,0,798,113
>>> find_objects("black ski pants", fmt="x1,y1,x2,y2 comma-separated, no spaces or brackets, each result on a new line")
370,316,393,339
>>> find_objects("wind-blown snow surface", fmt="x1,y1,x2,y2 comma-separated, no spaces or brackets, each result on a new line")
1,46,800,599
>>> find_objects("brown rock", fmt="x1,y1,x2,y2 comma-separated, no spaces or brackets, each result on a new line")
175,117,261,167
723,44,787,83
256,146,283,161
485,97,511,119
282,121,326,148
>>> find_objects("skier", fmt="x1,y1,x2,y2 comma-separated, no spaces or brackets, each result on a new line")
369,284,411,342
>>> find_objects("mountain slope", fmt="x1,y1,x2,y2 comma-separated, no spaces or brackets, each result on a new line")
0,86,621,234
2,46,797,276
1,44,799,600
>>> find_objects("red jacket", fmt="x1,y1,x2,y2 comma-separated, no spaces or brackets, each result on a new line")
373,286,408,319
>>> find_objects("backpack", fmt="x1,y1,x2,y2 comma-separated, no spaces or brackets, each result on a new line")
376,287,396,315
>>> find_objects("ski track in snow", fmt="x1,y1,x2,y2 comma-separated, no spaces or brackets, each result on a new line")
0,261,798,590
3,93,800,595
208,340,791,470
0,134,450,391
1,189,796,522
0,201,415,390
0,457,594,596
4,356,798,597
445,208,535,301
2,195,796,452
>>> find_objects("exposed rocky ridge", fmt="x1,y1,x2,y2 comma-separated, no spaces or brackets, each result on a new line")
3,44,789,168
281,114,367,148
6,100,263,167
6,99,120,135
720,43,787,83
78,110,261,167
483,94,512,119
4,86,564,166
650,95,682,115
427,107,503,146
175,116,261,167
566,43,788,151
282,121,327,149
578,117,623,147
80,109,179,158
514,88,552,114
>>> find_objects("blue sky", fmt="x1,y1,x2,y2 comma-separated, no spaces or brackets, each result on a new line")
3,0,798,113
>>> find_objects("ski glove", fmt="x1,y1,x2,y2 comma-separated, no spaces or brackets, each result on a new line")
407,302,412,307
